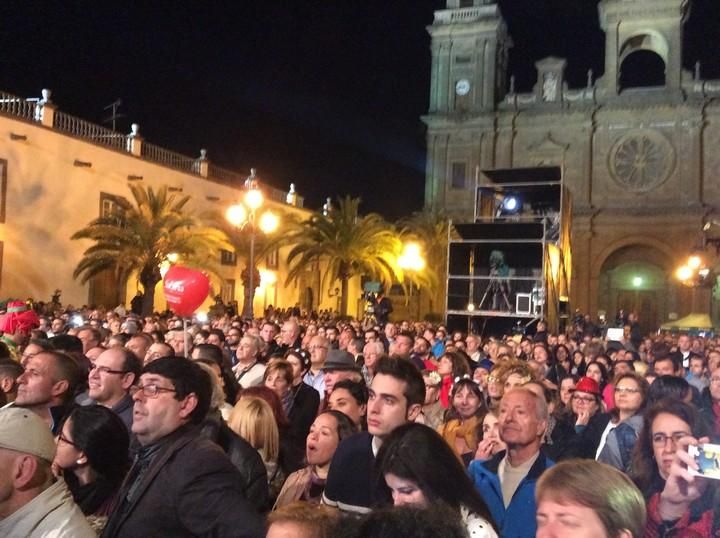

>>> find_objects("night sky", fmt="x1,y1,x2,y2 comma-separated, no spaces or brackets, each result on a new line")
1,1,719,219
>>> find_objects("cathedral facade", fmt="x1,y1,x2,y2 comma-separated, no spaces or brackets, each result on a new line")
424,0,720,331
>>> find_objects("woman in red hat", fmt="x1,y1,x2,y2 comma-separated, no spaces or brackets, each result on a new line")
555,375,613,459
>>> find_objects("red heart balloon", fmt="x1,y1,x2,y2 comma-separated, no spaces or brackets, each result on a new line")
162,265,210,317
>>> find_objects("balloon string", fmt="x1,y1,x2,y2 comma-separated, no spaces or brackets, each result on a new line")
183,317,188,358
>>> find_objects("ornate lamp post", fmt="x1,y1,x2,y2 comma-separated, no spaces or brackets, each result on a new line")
226,169,279,319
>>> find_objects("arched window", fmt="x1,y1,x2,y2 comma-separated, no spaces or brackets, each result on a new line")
618,32,668,91
619,50,666,90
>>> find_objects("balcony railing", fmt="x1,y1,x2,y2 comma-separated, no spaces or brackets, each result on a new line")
54,111,128,151
0,88,304,208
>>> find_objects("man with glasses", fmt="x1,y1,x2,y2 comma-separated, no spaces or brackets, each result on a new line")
304,335,329,397
101,358,262,538
87,348,142,431
226,326,243,365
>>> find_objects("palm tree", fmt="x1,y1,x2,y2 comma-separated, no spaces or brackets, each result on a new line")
399,210,453,314
72,184,229,315
281,196,401,316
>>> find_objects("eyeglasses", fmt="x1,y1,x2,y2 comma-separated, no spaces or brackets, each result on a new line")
89,364,127,375
571,395,596,403
130,384,177,398
652,432,690,447
711,377,720,384
615,387,641,394
57,431,77,447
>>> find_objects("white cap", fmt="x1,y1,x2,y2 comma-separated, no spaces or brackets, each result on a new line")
0,408,56,462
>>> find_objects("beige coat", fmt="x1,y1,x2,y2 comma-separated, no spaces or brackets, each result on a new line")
0,478,96,537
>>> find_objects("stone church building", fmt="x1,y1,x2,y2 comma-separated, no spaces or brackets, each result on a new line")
424,0,720,332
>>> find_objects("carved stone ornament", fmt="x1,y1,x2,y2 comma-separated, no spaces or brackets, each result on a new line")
608,129,676,192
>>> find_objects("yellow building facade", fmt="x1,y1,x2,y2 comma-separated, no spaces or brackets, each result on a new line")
0,88,360,316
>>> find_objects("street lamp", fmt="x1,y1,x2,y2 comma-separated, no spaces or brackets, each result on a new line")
398,242,426,320
226,169,279,319
675,251,714,315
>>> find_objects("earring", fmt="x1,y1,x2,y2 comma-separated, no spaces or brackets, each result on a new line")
76,459,84,465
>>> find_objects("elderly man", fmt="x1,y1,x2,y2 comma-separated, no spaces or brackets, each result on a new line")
101,358,263,537
87,347,142,430
232,335,266,389
304,335,329,396
0,408,94,536
14,351,83,433
469,387,554,537
361,340,384,386
279,319,302,352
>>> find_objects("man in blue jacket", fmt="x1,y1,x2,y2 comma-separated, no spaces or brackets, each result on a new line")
469,387,554,537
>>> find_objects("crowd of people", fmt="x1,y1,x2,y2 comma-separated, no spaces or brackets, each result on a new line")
0,298,718,537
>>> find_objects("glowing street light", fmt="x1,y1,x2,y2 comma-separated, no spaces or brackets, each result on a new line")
226,169,280,319
676,265,693,282
398,242,426,272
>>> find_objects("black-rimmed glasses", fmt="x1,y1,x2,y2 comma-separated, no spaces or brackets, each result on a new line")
130,384,178,398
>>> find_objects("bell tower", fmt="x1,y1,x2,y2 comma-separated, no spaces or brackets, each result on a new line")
597,0,690,96
427,0,511,114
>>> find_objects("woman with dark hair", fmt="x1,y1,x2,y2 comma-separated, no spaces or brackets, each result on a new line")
631,399,719,536
376,423,497,537
273,410,356,509
53,405,130,530
545,344,571,388
597,372,649,472
437,378,486,465
436,351,471,408
585,360,609,394
327,379,367,429
630,399,709,499
571,350,586,376
646,375,692,407
284,348,321,444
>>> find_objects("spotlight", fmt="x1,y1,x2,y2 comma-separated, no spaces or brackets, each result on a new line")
502,196,519,213
467,302,476,312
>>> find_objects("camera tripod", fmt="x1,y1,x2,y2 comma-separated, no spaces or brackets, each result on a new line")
478,274,512,311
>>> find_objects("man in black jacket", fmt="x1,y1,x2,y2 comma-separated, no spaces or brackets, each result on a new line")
101,358,263,538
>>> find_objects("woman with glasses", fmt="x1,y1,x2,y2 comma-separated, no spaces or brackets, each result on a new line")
53,405,130,532
631,399,719,536
437,378,486,466
631,399,710,499
597,373,649,472
554,376,611,459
